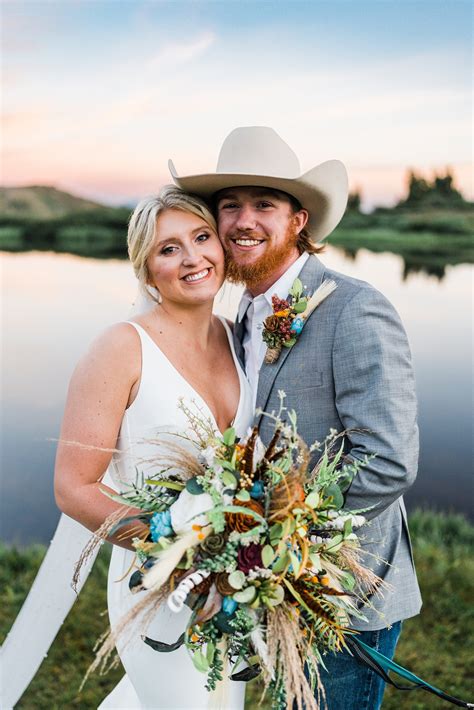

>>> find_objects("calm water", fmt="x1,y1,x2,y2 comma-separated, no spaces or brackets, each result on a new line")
1,248,472,545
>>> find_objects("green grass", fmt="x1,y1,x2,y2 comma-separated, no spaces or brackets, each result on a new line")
1,511,472,709
0,225,24,250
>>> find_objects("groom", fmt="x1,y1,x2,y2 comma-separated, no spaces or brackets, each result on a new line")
169,127,422,709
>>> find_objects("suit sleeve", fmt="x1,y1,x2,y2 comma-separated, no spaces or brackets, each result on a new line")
332,286,419,519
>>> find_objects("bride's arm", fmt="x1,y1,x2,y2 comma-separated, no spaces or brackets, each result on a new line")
54,323,146,550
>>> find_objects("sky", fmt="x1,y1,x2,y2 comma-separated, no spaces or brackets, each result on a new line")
2,0,472,210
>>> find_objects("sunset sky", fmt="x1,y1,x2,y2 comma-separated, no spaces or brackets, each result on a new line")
2,0,472,210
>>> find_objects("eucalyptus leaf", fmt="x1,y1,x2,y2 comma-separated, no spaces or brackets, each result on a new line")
289,552,301,576
281,518,294,539
235,489,250,502
261,544,275,568
228,570,246,590
223,428,236,446
222,471,238,488
268,584,285,606
293,300,307,313
191,649,209,673
269,522,283,541
324,482,344,509
305,491,320,509
291,277,303,298
272,550,290,573
233,586,257,604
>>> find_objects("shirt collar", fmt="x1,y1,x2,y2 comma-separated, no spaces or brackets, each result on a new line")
237,251,310,322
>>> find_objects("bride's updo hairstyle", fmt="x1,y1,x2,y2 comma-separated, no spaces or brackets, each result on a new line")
128,185,217,302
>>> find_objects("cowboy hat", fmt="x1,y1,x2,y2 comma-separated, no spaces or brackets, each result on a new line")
168,126,348,241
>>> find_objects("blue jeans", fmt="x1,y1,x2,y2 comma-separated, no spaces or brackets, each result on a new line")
316,622,402,710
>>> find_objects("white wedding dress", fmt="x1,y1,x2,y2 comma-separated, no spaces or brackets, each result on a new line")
99,318,253,710
0,316,253,710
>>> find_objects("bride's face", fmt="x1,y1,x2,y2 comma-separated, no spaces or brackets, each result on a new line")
147,208,225,306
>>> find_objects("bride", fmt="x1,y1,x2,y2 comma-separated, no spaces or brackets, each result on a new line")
53,186,252,709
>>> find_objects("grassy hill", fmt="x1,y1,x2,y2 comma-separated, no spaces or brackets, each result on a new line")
1,510,472,709
0,186,105,219
0,186,130,255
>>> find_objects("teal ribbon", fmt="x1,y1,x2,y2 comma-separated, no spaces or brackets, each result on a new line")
347,636,473,708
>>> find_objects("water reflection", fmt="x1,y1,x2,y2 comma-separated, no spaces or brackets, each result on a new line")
1,249,472,545
338,246,466,281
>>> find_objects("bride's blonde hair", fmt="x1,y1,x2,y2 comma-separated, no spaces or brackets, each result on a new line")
128,186,217,302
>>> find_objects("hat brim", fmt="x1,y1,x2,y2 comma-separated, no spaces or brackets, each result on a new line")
168,159,348,242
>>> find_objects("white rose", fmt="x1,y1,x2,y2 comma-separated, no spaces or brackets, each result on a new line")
169,490,213,533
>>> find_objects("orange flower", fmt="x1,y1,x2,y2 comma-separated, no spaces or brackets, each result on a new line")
226,498,264,533
275,309,290,317
268,471,305,521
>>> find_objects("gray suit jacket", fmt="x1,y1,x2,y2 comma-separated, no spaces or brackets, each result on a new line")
234,255,422,630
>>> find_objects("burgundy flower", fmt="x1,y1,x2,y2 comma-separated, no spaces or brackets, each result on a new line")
237,543,263,574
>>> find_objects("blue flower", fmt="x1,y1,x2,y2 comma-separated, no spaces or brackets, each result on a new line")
149,509,174,542
250,480,264,500
290,317,304,335
222,596,238,615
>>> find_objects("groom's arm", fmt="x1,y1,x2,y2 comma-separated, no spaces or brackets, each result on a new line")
332,286,419,519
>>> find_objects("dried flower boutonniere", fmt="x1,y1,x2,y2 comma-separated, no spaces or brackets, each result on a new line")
262,277,337,363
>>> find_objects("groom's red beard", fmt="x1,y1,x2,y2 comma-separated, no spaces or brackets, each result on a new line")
224,221,300,290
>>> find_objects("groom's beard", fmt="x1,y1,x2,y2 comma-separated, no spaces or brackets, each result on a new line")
224,222,300,290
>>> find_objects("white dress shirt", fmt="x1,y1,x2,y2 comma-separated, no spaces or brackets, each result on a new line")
237,252,309,407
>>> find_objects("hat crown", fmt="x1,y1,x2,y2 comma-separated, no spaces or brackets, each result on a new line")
216,126,301,179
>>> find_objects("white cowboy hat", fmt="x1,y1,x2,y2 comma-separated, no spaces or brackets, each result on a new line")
168,126,348,241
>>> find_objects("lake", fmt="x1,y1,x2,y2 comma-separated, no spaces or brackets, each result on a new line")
1,247,472,545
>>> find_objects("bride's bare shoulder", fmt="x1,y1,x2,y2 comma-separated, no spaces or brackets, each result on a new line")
76,322,141,376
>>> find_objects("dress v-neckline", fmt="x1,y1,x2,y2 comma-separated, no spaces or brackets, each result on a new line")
129,318,244,436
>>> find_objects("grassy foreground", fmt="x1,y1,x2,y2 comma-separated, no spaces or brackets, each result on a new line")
1,510,472,709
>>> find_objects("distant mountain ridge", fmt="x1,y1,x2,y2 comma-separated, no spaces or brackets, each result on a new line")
0,186,107,219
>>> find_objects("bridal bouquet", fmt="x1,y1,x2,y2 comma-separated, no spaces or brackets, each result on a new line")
87,397,380,710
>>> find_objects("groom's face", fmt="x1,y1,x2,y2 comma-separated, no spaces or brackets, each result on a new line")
216,187,307,292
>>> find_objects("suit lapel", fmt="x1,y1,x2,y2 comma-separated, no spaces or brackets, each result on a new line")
256,255,327,412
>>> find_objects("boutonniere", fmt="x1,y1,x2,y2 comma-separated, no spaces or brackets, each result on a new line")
262,277,337,364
